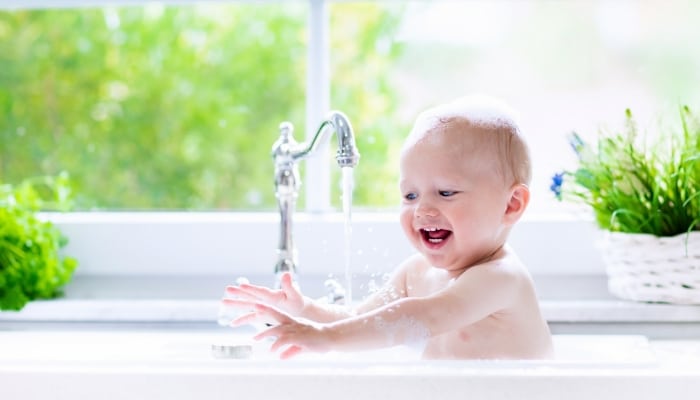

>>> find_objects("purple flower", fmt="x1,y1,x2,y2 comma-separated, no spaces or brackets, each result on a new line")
550,172,564,200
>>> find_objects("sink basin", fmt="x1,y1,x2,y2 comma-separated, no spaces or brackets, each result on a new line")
0,330,655,366
1,329,696,400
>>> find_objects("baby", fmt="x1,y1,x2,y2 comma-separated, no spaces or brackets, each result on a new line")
223,95,553,360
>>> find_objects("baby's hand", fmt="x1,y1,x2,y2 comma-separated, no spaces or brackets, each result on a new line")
250,304,332,359
222,272,307,319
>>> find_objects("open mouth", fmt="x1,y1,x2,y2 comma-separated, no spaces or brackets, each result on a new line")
420,227,452,247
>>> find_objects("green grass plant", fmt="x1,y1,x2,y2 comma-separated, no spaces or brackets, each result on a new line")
551,107,700,236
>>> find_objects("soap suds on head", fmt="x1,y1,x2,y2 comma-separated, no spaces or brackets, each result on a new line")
401,94,531,187
403,94,521,152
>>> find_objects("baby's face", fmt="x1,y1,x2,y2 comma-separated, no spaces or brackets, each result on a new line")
398,123,512,272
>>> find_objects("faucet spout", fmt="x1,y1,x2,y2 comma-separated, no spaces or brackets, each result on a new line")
271,110,360,285
326,111,361,167
290,110,360,167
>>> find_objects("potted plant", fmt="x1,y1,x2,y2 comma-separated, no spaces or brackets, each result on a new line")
551,107,700,304
0,172,78,311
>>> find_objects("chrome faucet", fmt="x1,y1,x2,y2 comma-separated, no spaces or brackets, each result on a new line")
271,111,360,286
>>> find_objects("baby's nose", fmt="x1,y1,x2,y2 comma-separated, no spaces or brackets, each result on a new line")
415,201,439,218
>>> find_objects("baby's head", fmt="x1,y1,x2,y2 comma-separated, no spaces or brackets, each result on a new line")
399,95,532,270
402,95,531,188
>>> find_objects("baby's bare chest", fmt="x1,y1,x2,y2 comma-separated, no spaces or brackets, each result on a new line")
423,318,511,358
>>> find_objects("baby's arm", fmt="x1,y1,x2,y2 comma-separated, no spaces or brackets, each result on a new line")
254,260,522,357
350,255,411,314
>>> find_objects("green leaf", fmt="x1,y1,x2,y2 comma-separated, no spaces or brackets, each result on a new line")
0,173,78,311
556,107,700,236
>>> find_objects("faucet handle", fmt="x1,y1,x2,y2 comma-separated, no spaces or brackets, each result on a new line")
324,278,346,304
274,257,296,277
278,122,294,139
272,122,296,158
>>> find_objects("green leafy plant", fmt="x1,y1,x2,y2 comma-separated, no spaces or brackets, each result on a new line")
0,172,78,310
551,107,700,236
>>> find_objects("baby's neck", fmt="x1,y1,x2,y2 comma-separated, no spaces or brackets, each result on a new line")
449,243,508,277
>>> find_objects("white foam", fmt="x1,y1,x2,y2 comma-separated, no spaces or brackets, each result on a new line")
403,94,521,151
373,313,430,351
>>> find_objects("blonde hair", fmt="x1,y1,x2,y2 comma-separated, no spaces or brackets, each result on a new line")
404,95,532,186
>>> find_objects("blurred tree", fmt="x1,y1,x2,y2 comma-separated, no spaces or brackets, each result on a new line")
0,3,404,210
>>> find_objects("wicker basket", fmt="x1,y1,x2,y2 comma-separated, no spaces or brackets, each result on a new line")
601,231,700,304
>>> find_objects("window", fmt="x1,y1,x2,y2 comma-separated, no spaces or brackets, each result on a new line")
331,0,700,214
2,0,699,215
1,2,308,210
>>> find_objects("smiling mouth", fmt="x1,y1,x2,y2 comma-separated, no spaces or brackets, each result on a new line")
420,227,452,245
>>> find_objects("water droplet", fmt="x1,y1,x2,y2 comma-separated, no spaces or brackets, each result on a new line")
235,277,250,286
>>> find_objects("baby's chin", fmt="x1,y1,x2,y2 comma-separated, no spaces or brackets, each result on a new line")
419,251,457,270
419,250,478,275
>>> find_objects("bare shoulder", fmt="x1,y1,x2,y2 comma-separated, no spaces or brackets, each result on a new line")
391,253,437,297
397,253,437,283
399,253,431,273
454,246,533,295
353,253,430,313
487,247,530,280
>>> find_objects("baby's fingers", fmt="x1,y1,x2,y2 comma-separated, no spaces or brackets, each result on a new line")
255,327,292,354
252,303,292,324
221,298,256,309
228,283,284,302
254,323,282,341
230,311,259,327
279,272,299,294
280,344,304,360
225,285,269,301
230,306,281,327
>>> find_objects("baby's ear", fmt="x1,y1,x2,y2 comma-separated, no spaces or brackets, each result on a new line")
503,184,530,225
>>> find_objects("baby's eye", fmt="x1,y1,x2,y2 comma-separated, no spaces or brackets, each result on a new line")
404,192,417,201
439,190,457,197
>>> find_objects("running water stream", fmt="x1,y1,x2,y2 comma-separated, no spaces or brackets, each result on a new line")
341,166,354,305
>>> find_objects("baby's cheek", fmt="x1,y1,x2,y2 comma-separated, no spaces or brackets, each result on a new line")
398,211,415,236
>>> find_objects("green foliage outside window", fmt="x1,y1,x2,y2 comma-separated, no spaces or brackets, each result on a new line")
0,4,405,210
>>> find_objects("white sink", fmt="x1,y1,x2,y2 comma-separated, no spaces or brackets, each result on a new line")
0,330,654,365
0,330,697,400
